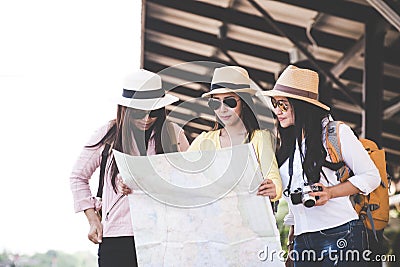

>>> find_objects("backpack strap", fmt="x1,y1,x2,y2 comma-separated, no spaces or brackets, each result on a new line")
325,121,350,181
365,205,379,241
96,143,111,198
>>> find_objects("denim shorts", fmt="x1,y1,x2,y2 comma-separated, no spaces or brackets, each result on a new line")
292,219,367,267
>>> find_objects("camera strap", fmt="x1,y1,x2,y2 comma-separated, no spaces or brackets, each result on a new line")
283,150,295,197
299,146,307,184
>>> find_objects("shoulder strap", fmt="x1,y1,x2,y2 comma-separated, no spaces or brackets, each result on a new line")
325,121,349,181
326,121,343,161
283,149,295,197
97,143,111,198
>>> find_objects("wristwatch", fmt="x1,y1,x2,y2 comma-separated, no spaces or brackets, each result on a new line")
287,240,294,248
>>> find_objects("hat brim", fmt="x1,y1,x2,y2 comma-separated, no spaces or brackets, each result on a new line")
117,94,179,110
257,90,330,111
202,88,257,98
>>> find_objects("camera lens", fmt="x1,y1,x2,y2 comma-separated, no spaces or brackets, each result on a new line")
301,184,323,208
303,197,316,208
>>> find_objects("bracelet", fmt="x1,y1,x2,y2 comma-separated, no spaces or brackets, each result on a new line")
286,240,294,248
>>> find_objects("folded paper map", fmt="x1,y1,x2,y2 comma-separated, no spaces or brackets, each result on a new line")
114,143,284,266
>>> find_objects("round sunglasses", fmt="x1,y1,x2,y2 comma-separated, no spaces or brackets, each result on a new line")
129,108,164,119
271,98,289,113
208,98,239,110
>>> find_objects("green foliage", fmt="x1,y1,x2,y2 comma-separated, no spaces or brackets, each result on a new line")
0,250,8,261
276,199,290,252
0,250,96,267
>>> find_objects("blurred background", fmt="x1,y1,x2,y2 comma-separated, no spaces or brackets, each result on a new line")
1,0,399,266
0,0,141,266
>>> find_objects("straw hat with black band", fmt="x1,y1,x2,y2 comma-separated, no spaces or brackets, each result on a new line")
257,65,330,111
118,69,178,110
202,66,258,98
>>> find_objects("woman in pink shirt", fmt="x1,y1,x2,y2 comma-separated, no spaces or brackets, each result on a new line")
70,69,189,267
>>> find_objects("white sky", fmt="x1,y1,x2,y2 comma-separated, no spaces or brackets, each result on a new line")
0,0,141,255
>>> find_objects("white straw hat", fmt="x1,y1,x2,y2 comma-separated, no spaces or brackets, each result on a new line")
202,66,257,97
118,69,178,110
257,65,330,111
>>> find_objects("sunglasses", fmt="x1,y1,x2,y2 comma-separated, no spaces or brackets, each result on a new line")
129,108,164,119
271,98,289,113
208,98,239,110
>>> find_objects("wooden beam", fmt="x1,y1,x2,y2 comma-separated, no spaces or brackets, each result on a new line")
146,8,400,94
384,100,400,119
276,0,373,23
247,0,364,110
330,108,361,126
367,0,400,31
144,41,276,83
145,17,289,64
331,36,365,78
362,16,386,143
147,0,400,85
340,67,400,94
148,0,356,51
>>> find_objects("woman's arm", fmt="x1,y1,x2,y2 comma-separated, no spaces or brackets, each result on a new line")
70,124,109,213
253,130,282,201
172,123,190,152
84,208,103,244
339,124,380,194
312,181,360,206
312,123,380,205
70,123,111,243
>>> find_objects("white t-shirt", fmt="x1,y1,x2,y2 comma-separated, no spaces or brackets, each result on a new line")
282,119,380,236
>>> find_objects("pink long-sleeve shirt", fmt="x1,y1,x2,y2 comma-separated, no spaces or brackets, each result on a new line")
70,121,189,237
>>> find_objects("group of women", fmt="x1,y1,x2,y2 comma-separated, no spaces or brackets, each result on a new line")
70,65,380,267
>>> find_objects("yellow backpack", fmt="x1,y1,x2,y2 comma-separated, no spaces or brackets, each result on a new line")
325,121,390,240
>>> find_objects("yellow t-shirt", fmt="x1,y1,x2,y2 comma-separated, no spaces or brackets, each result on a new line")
188,129,282,201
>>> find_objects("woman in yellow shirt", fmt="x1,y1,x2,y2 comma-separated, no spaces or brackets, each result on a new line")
188,66,282,202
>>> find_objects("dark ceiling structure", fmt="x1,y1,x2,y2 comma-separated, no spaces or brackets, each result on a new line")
141,0,400,177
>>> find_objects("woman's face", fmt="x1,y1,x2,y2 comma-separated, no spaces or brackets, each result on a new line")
209,93,242,127
127,108,160,131
271,96,294,128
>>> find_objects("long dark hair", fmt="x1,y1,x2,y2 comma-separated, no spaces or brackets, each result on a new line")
87,105,167,192
276,98,330,184
213,92,260,140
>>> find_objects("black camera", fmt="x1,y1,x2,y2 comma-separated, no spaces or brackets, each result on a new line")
290,184,323,208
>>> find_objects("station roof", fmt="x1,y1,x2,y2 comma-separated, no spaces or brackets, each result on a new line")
141,0,400,173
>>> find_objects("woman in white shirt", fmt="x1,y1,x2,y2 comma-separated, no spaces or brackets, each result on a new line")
258,65,380,267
